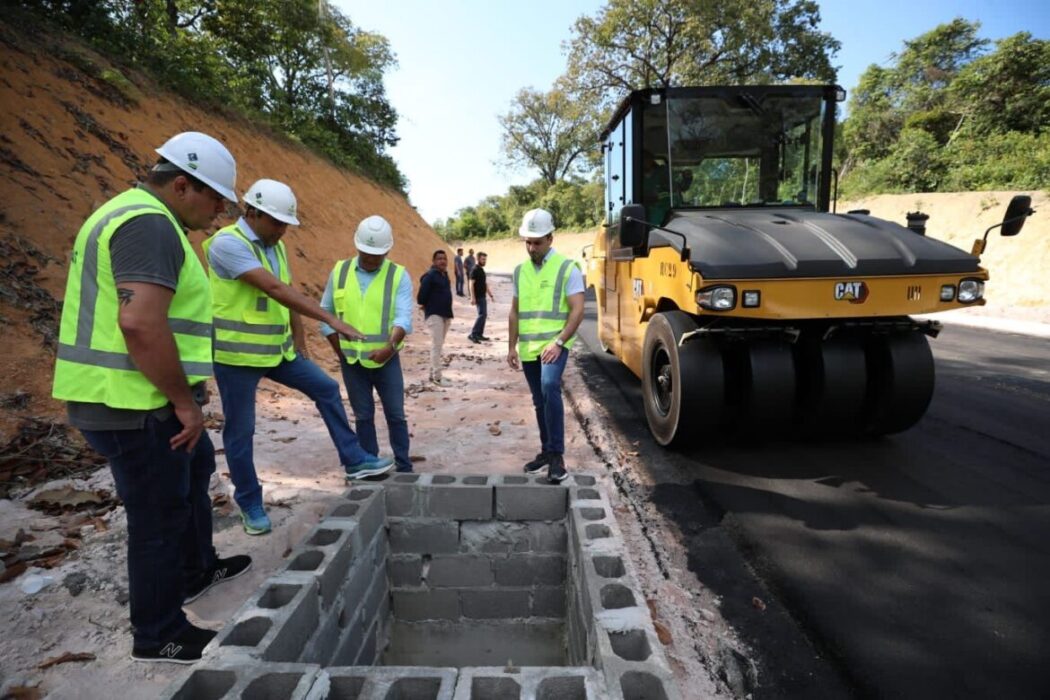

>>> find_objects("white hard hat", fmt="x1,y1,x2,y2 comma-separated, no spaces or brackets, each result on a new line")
354,215,393,254
243,179,300,225
519,208,555,238
155,132,237,202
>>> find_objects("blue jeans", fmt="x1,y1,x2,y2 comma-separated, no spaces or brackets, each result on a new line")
81,414,216,649
339,354,411,471
455,271,464,295
471,296,488,338
214,355,372,511
521,350,569,455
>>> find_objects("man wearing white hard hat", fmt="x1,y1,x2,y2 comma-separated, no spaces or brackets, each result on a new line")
321,215,414,473
205,180,394,535
507,208,585,484
52,132,250,663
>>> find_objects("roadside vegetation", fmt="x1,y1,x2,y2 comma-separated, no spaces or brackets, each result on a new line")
6,0,406,191
437,2,1048,241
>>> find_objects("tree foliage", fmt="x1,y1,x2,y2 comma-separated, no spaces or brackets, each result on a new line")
841,20,1050,196
498,87,601,184
12,0,405,190
563,0,840,101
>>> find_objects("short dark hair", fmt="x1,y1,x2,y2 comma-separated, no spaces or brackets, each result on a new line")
477,251,487,258
432,250,447,261
146,158,208,191
456,247,463,253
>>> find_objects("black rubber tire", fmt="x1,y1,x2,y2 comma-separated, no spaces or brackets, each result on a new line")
864,332,935,435
641,311,726,447
797,335,867,436
741,340,797,434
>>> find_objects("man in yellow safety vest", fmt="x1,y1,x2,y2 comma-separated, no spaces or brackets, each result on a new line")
507,208,585,484
52,132,249,664
321,215,414,473
204,179,393,536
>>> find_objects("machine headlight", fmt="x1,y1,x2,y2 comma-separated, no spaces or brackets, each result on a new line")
940,284,956,301
957,279,984,303
697,286,736,311
742,290,761,308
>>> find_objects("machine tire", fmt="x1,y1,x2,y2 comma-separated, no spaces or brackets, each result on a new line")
864,332,935,435
741,340,797,434
797,336,867,436
642,311,725,447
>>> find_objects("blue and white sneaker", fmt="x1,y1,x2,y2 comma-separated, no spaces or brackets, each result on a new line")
345,456,395,480
240,505,272,536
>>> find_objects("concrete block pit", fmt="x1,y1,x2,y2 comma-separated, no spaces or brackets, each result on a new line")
162,473,678,699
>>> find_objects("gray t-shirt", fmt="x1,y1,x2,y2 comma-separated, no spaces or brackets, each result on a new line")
67,208,196,431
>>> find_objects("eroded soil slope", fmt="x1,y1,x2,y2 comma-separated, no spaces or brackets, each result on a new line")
0,20,444,445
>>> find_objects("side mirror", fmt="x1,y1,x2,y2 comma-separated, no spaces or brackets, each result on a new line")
619,204,647,248
1001,195,1033,237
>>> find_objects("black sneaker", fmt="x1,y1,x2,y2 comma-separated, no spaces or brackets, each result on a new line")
547,454,569,484
468,335,480,344
131,625,217,664
184,555,252,604
523,452,550,474
478,335,492,342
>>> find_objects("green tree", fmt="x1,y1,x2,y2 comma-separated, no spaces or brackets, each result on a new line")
563,0,840,100
498,86,601,185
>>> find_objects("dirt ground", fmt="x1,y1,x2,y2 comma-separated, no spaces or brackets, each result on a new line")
0,275,728,699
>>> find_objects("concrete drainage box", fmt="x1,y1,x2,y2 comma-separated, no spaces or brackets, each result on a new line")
163,474,678,700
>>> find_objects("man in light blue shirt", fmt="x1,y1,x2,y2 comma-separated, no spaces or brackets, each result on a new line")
207,180,393,535
321,215,415,472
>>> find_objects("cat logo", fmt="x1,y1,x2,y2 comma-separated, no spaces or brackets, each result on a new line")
834,281,869,304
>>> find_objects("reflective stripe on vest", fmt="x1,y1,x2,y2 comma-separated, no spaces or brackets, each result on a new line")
203,224,294,367
52,188,213,410
515,253,577,361
331,257,405,368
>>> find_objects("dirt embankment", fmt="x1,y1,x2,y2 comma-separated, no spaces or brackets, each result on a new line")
0,20,447,444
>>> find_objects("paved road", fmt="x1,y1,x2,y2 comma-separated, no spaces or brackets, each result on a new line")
574,298,1050,699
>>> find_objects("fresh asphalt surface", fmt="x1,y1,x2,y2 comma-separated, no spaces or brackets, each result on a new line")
573,292,1050,699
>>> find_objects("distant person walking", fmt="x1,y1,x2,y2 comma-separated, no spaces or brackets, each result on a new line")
52,132,250,663
204,179,392,536
453,247,465,296
464,248,476,280
506,209,585,484
468,251,494,343
417,249,454,385
322,216,415,473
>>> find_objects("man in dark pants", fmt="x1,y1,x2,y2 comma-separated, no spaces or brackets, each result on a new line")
467,251,494,343
417,249,454,385
453,247,465,296
52,132,250,663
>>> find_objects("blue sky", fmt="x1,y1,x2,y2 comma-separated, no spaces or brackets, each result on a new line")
336,0,1049,224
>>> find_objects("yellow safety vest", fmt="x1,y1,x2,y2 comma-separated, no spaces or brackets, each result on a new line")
331,257,405,368
52,188,213,410
514,252,578,361
202,224,294,367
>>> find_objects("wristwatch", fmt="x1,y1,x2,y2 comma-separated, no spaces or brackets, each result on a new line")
554,338,565,348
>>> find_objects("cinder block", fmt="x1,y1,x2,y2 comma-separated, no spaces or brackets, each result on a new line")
388,518,460,553
358,566,389,632
424,482,493,520
382,479,421,517
388,555,423,587
495,480,568,521
355,615,379,666
339,546,376,612
459,521,530,554
338,666,458,700
429,555,494,587
528,522,568,553
159,660,321,699
298,598,344,666
532,586,567,618
391,588,460,621
460,589,530,619
328,607,364,667
212,575,320,663
451,667,608,700
493,554,565,586
289,521,357,610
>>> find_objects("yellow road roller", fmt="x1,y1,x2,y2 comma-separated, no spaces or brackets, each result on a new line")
586,85,1033,445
